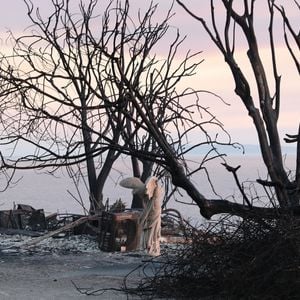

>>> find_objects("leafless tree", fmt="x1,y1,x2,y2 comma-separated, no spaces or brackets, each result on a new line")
174,0,299,214
2,0,289,220
0,0,230,214
0,0,124,212
0,0,169,212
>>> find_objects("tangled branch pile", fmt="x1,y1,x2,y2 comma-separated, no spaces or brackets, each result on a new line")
125,217,300,299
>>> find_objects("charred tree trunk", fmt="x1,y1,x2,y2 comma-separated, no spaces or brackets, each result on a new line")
131,155,143,208
81,107,97,212
95,149,119,212
176,0,300,211
130,158,154,209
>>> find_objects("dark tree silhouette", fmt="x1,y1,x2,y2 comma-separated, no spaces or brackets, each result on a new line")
2,0,294,219
175,0,300,213
0,0,228,214
0,0,176,211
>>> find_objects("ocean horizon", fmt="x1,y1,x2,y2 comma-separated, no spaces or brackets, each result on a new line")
0,151,297,224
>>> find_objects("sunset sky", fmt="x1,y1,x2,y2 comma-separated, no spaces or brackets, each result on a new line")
0,0,298,147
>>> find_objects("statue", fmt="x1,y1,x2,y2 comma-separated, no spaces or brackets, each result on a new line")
120,176,164,256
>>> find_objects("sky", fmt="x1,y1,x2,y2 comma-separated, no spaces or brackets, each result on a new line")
0,0,298,147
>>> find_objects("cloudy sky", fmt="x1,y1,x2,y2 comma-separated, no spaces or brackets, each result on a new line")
0,0,298,146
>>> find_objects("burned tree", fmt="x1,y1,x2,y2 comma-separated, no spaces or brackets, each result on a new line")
0,0,218,212
109,0,300,219
0,0,128,212
0,0,237,218
1,0,290,219
169,0,300,215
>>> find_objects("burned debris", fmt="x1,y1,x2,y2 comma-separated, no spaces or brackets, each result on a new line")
0,203,140,252
0,204,47,232
0,201,185,256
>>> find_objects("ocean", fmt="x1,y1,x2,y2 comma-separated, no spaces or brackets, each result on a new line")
0,154,297,224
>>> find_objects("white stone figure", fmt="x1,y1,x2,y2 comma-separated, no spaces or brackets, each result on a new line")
120,176,164,256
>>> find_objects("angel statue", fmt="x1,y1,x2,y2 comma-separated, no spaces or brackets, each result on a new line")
120,176,164,256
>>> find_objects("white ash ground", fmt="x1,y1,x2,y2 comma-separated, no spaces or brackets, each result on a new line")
0,232,177,256
0,236,146,300
0,233,180,299
0,234,101,255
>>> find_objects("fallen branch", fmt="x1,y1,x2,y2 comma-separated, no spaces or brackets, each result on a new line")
72,280,124,296
125,217,300,299
20,215,100,248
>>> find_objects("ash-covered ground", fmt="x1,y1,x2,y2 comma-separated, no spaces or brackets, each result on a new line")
0,233,149,299
0,233,100,255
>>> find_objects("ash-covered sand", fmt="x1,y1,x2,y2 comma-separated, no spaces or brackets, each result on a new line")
0,234,150,299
